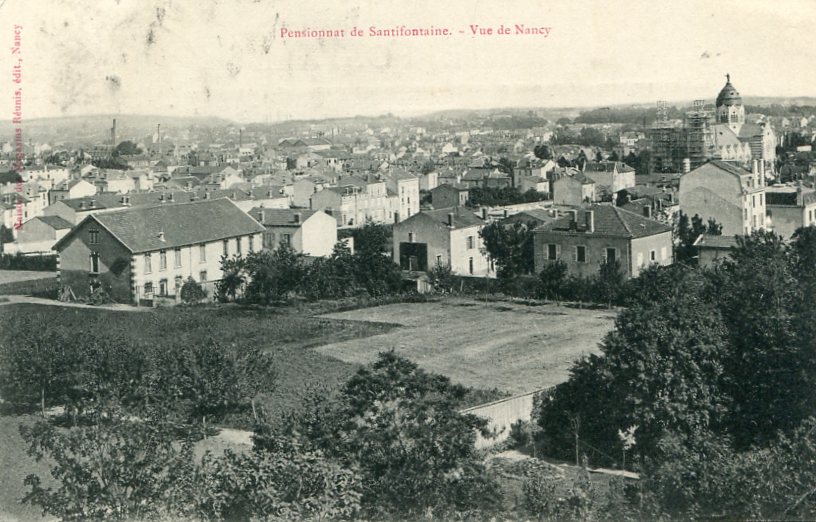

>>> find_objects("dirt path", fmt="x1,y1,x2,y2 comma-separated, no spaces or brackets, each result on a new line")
0,294,150,312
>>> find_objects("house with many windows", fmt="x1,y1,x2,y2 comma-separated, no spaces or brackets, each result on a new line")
391,207,493,277
53,198,264,305
533,204,673,279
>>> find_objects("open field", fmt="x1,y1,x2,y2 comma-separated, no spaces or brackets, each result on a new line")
317,298,617,396
0,298,618,520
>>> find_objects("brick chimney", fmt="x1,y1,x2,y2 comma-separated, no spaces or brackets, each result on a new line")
447,212,454,227
643,205,652,218
294,212,301,224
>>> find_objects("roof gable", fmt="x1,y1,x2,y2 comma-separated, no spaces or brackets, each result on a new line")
55,198,264,253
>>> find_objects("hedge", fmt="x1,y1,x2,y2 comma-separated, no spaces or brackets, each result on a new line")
0,253,58,271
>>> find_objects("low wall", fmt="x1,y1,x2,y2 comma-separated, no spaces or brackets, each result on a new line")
461,388,549,449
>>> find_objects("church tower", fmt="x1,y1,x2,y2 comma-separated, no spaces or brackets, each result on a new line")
715,73,745,134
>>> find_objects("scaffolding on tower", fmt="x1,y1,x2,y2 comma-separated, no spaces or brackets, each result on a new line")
649,100,680,172
685,99,713,169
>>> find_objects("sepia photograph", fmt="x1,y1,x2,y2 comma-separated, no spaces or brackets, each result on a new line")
0,0,815,520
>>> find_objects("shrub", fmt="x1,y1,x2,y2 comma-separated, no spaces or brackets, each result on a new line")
179,277,207,304
428,261,456,293
509,419,532,449
0,253,57,271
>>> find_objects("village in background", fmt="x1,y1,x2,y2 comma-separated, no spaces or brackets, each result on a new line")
2,74,816,521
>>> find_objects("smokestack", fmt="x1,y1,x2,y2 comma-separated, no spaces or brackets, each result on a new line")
585,210,594,232
111,118,117,148
157,123,161,155
447,212,454,227
239,128,243,148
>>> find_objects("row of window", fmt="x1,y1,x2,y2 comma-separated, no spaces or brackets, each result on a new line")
143,237,255,274
546,244,618,264
263,231,292,248
406,232,476,250
545,244,667,265
143,272,207,298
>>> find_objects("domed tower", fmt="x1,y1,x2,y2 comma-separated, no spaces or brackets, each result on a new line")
716,73,745,133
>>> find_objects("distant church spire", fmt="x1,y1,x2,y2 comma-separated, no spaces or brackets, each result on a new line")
726,73,730,82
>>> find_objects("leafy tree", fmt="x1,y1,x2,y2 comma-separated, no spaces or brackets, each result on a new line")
632,419,816,520
243,245,306,304
497,157,514,176
595,259,625,308
479,220,536,279
428,261,456,293
304,242,360,300
0,224,14,245
20,416,361,522
0,317,81,416
294,352,502,518
537,260,568,302
20,418,197,521
351,233,403,297
350,222,392,258
578,127,606,148
675,212,721,264
150,340,276,429
113,140,142,157
179,276,207,303
523,470,595,521
538,287,730,463
215,255,246,303
533,144,552,160
194,445,362,521
716,230,805,447
420,159,436,174
636,149,652,176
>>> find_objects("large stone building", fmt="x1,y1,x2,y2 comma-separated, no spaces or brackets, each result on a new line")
650,74,776,173
533,204,673,279
678,160,767,236
53,198,264,304
392,207,493,277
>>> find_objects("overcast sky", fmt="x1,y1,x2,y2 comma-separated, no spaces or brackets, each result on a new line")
1,0,813,122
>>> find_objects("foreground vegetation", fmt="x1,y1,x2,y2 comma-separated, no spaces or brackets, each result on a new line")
537,229,816,520
4,225,816,520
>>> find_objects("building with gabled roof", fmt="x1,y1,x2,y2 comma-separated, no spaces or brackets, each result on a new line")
392,207,494,277
533,204,673,278
583,161,636,194
6,215,74,254
679,160,767,236
49,178,97,205
53,198,264,305
251,207,337,257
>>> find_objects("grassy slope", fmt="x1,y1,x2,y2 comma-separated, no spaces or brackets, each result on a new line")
0,302,396,521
